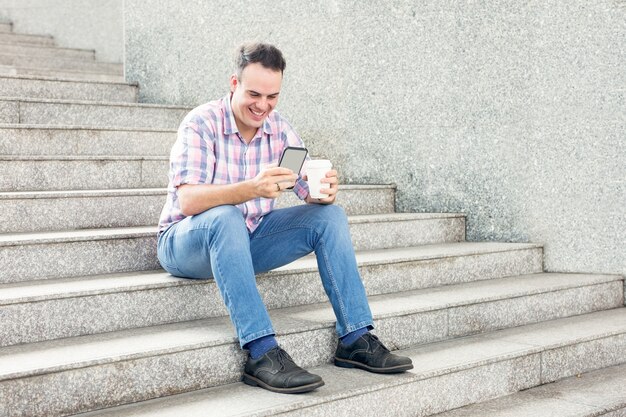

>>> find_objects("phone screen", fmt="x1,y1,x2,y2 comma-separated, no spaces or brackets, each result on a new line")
279,147,308,174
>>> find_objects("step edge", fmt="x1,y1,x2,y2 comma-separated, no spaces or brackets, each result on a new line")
1,307,624,385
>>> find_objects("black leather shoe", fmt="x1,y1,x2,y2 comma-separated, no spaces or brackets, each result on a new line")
334,332,413,374
243,346,324,394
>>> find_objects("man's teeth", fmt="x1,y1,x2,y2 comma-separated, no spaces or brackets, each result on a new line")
251,109,264,116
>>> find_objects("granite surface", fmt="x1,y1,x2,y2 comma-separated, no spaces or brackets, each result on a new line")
0,158,167,191
0,0,123,62
0,77,137,103
123,0,626,278
15,309,626,417
0,126,175,156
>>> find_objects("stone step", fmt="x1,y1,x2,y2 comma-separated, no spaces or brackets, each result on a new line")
0,184,397,233
0,270,619,348
0,125,171,156
432,363,626,417
0,76,137,102
0,65,125,82
0,215,475,283
0,22,11,33
0,53,122,74
0,97,190,128
3,303,625,417
0,155,168,191
0,43,94,60
0,32,55,46
0,154,389,193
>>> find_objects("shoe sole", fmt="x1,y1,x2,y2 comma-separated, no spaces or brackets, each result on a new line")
334,357,414,374
242,373,325,394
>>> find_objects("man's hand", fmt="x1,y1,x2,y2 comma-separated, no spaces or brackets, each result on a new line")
305,169,339,204
251,164,298,199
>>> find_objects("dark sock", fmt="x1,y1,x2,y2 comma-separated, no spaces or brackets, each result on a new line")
340,327,369,346
244,335,278,359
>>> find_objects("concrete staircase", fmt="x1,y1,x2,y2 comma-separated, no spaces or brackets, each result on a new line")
0,23,624,417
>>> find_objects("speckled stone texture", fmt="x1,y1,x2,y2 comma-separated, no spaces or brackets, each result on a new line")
0,236,160,283
0,32,53,46
0,100,17,123
0,68,125,82
0,77,137,103
0,248,559,346
0,55,122,73
0,126,175,156
0,157,168,191
275,184,396,216
0,22,10,32
0,0,123,62
433,362,626,417
124,0,626,279
16,99,190,129
0,43,94,59
20,309,626,417
0,185,396,233
0,192,166,233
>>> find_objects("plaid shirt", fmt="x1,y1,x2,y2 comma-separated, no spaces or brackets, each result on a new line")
158,94,310,234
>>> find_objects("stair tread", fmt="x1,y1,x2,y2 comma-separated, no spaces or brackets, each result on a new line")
0,280,623,380
0,122,172,131
433,363,626,416
39,308,626,417
0,213,469,245
0,184,395,199
0,95,191,109
0,63,122,76
0,265,618,311
0,73,134,86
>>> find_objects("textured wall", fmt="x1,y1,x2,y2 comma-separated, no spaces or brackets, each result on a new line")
124,0,626,277
0,0,123,62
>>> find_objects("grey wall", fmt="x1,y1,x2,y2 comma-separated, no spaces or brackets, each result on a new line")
124,0,626,277
0,0,123,62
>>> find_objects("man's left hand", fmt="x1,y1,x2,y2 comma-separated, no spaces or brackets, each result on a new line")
305,169,339,205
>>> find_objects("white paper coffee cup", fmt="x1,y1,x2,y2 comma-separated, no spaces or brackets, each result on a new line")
306,159,333,199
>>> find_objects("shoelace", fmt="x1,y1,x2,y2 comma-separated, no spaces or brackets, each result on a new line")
275,347,296,371
367,333,390,353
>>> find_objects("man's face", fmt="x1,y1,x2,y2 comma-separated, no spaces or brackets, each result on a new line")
230,62,282,139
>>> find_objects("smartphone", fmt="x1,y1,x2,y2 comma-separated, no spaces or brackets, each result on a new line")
279,146,308,174
278,146,308,189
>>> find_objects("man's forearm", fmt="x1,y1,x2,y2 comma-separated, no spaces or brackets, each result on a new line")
177,182,255,216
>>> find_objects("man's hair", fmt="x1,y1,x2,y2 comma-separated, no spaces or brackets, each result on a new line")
234,42,286,79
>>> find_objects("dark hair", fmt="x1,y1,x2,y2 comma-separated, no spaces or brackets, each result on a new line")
234,42,286,78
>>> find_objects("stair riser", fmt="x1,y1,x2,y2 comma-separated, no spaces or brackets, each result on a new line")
0,23,11,33
0,33,54,46
0,100,188,128
0,128,170,156
0,78,137,102
0,218,466,283
0,54,121,73
0,278,618,348
0,188,396,233
0,44,94,60
4,316,626,416
0,159,167,191
0,67,125,82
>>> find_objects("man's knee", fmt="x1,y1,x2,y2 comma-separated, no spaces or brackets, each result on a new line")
191,205,246,232
308,204,348,230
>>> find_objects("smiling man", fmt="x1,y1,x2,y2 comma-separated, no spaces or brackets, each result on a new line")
156,42,412,394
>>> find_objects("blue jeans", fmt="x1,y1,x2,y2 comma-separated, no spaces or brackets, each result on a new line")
157,203,374,347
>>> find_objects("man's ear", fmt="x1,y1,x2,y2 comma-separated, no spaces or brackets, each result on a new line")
229,74,238,93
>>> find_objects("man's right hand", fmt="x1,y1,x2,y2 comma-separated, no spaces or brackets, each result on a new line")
251,165,298,199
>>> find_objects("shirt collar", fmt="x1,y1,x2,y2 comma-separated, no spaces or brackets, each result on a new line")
223,93,274,137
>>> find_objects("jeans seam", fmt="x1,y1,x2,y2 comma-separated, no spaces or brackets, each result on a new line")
318,237,351,331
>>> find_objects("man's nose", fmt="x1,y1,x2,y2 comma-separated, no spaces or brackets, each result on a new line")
256,98,269,111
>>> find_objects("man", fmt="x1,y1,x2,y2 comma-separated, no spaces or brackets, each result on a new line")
157,42,412,394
